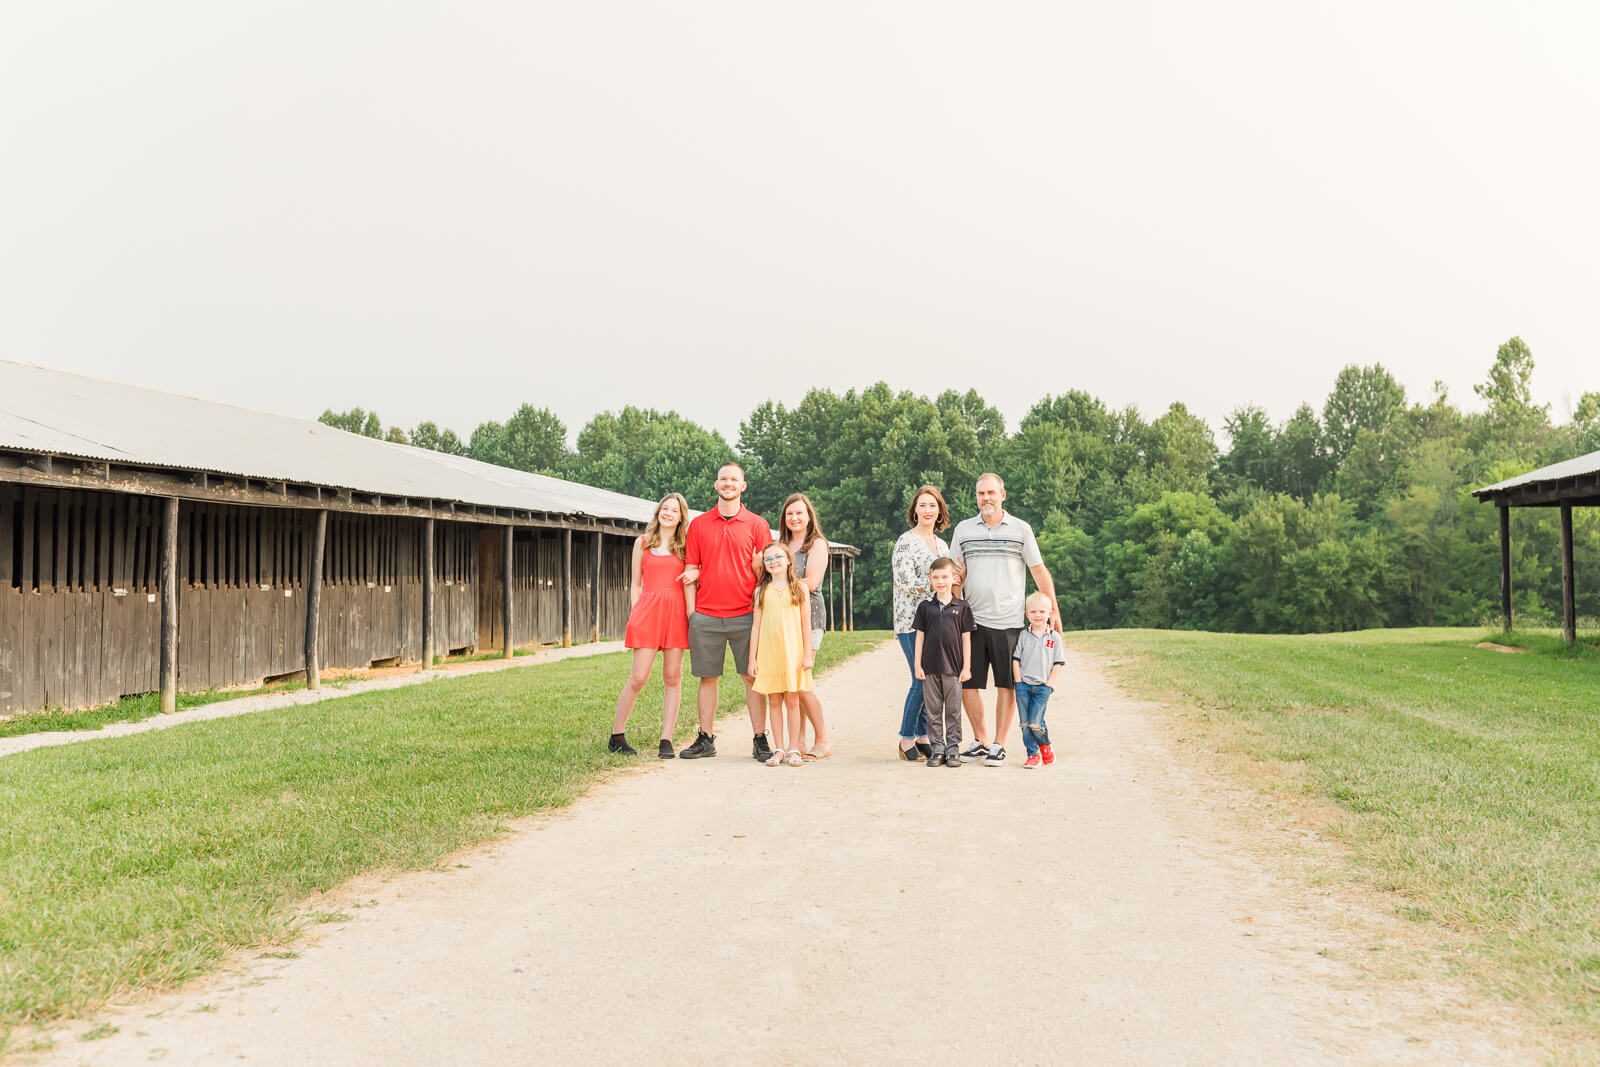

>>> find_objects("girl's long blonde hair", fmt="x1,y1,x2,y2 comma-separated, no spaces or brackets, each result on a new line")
643,493,689,560
754,542,806,609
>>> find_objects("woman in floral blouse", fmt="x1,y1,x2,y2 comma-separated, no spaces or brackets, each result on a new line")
890,485,951,761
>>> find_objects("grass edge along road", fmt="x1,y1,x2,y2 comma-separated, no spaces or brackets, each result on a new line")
1076,626,1600,1052
0,630,890,1042
0,648,555,741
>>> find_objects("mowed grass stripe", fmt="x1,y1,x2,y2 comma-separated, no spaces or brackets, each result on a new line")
1079,627,1600,1035
0,631,889,1033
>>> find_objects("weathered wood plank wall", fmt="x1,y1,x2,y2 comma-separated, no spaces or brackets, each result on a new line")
1,487,162,715
2,486,637,716
432,522,477,653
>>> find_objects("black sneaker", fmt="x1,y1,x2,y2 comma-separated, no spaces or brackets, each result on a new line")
752,732,774,763
926,752,945,768
680,732,717,759
984,745,1007,767
945,748,962,767
658,739,676,759
607,733,638,756
961,742,989,763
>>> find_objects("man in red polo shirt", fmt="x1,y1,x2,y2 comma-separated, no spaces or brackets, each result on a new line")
677,462,773,760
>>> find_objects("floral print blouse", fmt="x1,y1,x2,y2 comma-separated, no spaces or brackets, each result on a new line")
891,528,950,634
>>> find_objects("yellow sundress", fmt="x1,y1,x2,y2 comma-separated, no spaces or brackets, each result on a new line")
752,583,814,695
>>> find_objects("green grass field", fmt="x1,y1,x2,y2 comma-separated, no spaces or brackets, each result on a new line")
1077,626,1600,1041
0,631,889,1039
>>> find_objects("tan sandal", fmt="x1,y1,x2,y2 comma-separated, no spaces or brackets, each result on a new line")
786,749,804,767
804,745,833,762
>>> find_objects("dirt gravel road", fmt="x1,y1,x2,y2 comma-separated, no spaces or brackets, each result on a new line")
29,641,1541,1065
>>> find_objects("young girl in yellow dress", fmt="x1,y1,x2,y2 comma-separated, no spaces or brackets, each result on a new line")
748,543,814,767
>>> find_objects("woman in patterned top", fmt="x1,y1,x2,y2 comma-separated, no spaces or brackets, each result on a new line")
890,485,950,761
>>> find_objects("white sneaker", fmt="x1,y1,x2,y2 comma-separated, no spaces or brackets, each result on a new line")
984,745,1007,767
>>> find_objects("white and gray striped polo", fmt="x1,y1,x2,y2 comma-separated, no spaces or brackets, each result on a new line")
947,512,1043,629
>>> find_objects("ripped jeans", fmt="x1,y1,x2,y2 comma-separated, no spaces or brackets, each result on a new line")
1013,682,1053,756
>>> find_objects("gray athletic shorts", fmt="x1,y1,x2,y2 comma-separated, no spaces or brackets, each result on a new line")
689,611,754,678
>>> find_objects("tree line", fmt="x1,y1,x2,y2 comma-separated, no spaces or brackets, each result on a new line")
320,336,1600,633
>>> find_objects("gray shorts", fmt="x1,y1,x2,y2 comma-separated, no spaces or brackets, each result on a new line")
689,611,754,678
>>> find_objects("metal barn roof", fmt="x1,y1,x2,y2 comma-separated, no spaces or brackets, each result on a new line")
1473,449,1600,505
0,359,656,525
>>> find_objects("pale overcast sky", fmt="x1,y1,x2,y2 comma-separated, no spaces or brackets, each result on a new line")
3,2,1596,447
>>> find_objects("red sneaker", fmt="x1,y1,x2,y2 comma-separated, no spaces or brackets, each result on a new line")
1023,753,1041,769
1040,744,1055,766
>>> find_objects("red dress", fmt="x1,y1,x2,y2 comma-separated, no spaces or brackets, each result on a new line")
624,547,690,650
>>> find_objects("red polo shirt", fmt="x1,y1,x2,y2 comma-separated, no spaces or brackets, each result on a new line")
685,505,772,618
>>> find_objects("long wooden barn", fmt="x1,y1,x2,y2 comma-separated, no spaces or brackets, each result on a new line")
0,361,656,717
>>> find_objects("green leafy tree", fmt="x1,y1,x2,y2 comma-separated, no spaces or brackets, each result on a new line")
410,421,469,456
1384,485,1452,625
1100,492,1231,627
1322,363,1405,468
1222,493,1346,631
469,405,569,475
1277,532,1389,632
1470,337,1550,467
1035,511,1105,629
571,407,732,510
1334,428,1395,520
1170,529,1223,630
1006,394,1148,532
1274,404,1329,501
1122,403,1216,505
318,407,383,439
1219,405,1276,493
1572,392,1600,455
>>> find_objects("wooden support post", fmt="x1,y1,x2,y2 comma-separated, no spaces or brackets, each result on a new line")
422,517,435,667
1499,505,1512,633
827,564,836,632
846,557,854,632
305,509,327,689
503,524,515,659
589,531,602,644
561,527,573,648
1561,500,1576,647
159,496,179,714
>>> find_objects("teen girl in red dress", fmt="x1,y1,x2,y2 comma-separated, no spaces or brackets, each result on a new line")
610,493,693,758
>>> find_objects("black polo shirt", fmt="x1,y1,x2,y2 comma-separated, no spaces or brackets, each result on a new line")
912,595,976,675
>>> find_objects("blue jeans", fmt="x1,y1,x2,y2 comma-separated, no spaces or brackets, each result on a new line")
896,633,928,740
1014,682,1053,756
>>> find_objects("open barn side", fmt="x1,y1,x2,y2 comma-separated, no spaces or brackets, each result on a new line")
1,483,639,716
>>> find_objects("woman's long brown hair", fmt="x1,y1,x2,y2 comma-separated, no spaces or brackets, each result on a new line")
779,492,825,552
643,493,689,560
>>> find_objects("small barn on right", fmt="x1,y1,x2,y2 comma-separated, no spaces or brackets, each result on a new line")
1473,450,1600,644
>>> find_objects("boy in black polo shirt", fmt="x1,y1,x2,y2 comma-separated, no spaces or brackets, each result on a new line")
913,557,976,767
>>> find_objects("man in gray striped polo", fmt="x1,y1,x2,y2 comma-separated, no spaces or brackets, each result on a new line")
948,473,1060,767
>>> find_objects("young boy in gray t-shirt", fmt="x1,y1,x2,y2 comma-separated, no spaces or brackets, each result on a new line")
1011,591,1066,769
